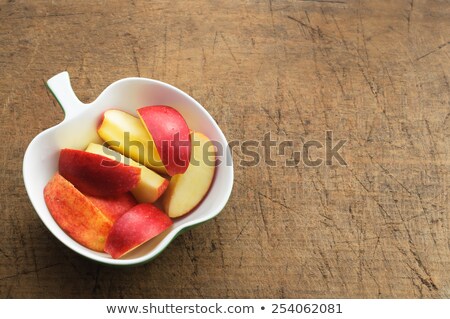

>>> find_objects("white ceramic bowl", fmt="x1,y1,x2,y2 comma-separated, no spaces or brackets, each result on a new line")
23,72,233,266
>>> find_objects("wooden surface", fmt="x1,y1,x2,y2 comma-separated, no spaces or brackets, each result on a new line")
0,0,449,298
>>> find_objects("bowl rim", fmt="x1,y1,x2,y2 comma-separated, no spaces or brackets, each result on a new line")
23,72,234,266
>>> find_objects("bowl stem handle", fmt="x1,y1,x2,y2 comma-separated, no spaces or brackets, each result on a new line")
46,71,86,120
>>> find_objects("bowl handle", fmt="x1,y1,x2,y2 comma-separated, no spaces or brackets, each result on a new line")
46,71,86,120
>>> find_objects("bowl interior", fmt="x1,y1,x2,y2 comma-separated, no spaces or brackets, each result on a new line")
23,78,233,265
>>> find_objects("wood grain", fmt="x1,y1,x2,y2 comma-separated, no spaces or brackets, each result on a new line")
0,0,449,298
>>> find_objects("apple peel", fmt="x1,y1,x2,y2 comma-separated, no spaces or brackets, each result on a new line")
105,203,173,259
59,148,141,197
137,105,191,176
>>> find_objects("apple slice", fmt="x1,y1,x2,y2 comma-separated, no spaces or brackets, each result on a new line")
104,203,173,259
137,105,191,176
59,148,140,197
163,132,215,218
44,173,113,252
97,110,167,175
85,143,168,203
86,193,137,223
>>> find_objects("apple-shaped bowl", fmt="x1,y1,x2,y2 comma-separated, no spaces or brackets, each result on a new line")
23,72,234,266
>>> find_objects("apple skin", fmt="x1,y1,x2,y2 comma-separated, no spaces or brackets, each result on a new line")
44,173,113,252
59,148,141,197
86,193,137,223
104,203,173,259
97,110,167,175
163,132,215,218
137,106,191,176
85,143,168,203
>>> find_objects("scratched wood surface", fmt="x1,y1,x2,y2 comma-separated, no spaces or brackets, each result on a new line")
0,0,449,298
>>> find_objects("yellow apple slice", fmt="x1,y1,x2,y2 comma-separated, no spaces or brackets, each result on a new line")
85,143,169,203
97,110,167,175
163,132,215,218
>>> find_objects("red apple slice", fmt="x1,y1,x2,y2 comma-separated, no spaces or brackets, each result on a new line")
137,105,191,176
85,143,169,203
86,192,137,223
44,173,113,252
59,148,141,197
105,203,173,259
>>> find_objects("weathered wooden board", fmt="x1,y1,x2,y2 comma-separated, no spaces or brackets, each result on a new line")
0,0,449,298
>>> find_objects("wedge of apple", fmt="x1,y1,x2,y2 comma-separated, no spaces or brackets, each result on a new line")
104,203,173,259
85,143,168,203
163,132,215,218
86,193,137,223
59,148,141,197
138,106,191,176
44,173,113,252
97,110,167,175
